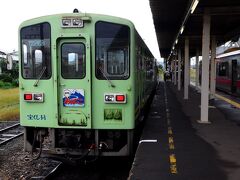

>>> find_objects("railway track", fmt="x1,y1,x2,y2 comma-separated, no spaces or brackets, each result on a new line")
29,157,132,180
0,123,24,145
30,161,63,180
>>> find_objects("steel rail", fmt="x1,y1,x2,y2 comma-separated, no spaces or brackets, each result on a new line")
0,123,20,133
29,162,63,180
0,132,24,145
0,123,23,145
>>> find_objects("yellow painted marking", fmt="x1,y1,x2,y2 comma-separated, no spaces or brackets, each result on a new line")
169,154,178,174
164,85,178,174
169,143,175,150
169,154,177,174
215,94,240,109
169,154,176,163
170,164,178,174
169,137,174,144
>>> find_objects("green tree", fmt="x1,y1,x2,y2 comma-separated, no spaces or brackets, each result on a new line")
0,58,19,87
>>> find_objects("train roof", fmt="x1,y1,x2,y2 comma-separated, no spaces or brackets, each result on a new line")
216,50,240,59
19,12,135,29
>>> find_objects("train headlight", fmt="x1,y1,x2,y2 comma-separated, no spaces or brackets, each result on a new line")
72,18,83,27
62,19,71,27
61,18,84,28
105,95,115,102
33,93,44,102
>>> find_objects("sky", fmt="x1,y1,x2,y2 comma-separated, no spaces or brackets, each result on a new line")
0,0,162,61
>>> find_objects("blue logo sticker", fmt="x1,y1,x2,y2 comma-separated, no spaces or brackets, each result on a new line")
63,89,85,107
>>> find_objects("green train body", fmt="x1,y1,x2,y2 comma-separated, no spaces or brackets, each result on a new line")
19,12,157,157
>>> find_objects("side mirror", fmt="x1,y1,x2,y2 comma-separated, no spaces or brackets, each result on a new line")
7,54,13,70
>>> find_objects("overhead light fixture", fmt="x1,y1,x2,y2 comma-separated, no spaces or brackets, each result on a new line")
191,0,199,14
175,39,178,44
180,26,184,34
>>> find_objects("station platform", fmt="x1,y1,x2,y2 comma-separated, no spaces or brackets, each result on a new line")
128,81,240,180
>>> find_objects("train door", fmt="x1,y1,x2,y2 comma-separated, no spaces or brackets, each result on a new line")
57,38,92,128
231,59,237,93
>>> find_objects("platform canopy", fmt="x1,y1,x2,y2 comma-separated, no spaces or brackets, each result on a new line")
150,0,240,59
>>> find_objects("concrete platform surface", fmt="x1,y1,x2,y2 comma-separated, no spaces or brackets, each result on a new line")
128,81,240,180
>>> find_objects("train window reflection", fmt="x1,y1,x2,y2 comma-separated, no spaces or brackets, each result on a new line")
68,53,79,72
218,62,229,76
23,44,27,64
96,21,130,80
20,22,51,79
35,50,42,64
61,43,85,79
107,49,126,75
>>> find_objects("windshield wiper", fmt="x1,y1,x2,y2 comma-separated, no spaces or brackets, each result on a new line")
34,66,47,87
98,67,115,88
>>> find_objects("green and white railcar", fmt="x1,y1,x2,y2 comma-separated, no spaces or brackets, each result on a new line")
19,11,157,157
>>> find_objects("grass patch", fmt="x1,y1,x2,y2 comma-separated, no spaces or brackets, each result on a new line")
0,88,19,121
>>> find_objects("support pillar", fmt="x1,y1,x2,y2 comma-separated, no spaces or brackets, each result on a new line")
178,49,181,90
195,49,200,87
174,55,177,85
210,37,216,99
184,37,189,99
164,58,167,71
199,8,211,123
171,60,174,82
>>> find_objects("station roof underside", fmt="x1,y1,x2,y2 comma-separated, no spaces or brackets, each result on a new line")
150,0,240,58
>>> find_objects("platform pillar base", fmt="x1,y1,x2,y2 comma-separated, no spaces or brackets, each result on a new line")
197,120,211,124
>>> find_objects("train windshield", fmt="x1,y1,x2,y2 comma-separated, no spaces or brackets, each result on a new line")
61,43,86,79
20,23,51,79
95,21,130,79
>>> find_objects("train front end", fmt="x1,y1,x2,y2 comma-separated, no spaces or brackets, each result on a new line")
19,13,136,158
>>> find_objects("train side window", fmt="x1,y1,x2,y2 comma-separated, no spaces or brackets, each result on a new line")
219,62,229,77
234,60,240,80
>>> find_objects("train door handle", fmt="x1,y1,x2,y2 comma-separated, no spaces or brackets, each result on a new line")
60,83,66,86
